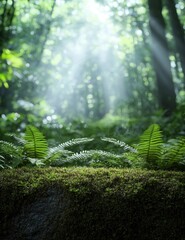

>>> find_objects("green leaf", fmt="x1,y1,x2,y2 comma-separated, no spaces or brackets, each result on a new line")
2,49,24,68
161,137,185,169
24,126,48,159
138,124,163,168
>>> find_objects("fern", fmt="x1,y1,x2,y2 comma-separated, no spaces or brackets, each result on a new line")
53,137,94,149
45,149,73,164
24,126,48,159
51,150,131,167
161,137,185,170
68,150,125,161
101,137,137,153
2,123,185,171
0,140,20,153
0,140,23,167
5,133,26,145
27,157,45,167
44,138,94,164
0,155,12,169
0,127,48,167
137,124,163,168
123,152,145,168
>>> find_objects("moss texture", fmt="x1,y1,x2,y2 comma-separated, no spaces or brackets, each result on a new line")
0,167,185,240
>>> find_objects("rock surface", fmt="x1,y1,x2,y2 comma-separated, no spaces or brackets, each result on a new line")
1,188,68,240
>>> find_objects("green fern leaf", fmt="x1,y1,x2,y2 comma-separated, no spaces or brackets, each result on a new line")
24,126,48,159
161,137,185,169
5,133,26,145
53,138,94,150
0,155,12,169
68,150,125,161
138,124,163,168
43,138,93,165
101,137,137,153
45,149,73,164
52,150,131,167
0,141,22,167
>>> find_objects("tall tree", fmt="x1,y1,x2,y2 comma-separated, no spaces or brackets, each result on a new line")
148,0,176,116
0,0,16,111
0,0,15,54
165,0,185,85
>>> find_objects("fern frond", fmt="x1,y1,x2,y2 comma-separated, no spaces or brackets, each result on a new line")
27,157,45,166
101,137,137,153
5,133,26,145
0,141,22,157
161,137,185,169
51,150,131,167
0,155,12,169
123,152,145,168
68,150,125,161
24,126,48,159
45,148,73,163
53,138,94,150
0,141,23,167
137,124,163,168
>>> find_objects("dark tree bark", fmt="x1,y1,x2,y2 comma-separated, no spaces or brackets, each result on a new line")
148,0,176,116
165,0,185,85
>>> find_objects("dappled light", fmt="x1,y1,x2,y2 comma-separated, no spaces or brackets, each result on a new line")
0,0,185,170
42,0,125,119
1,2,185,238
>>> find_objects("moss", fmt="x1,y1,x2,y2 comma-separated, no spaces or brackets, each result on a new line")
0,167,185,240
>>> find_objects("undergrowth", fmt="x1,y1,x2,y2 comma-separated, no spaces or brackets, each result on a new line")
0,124,185,171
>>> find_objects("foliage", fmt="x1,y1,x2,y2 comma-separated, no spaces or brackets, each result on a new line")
0,125,134,169
0,0,185,121
0,155,11,169
52,150,131,168
137,124,163,168
24,125,48,159
160,137,185,170
0,140,23,168
1,123,185,171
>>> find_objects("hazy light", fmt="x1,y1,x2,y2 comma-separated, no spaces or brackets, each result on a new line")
44,0,125,118
150,16,173,87
84,0,111,23
56,0,65,5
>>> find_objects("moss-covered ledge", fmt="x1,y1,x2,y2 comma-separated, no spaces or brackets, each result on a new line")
0,167,185,240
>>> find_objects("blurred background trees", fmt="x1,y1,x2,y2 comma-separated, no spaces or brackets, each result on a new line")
0,0,185,138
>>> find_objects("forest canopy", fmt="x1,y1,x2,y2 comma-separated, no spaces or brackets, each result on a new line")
0,0,185,133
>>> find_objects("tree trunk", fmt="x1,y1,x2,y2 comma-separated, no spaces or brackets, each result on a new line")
165,0,185,86
148,0,176,116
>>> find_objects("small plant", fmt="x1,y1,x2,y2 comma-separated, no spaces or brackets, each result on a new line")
0,155,12,169
1,123,185,171
24,126,48,159
0,126,95,168
0,140,23,168
51,150,131,168
0,125,136,168
137,124,163,169
136,124,185,170
160,137,185,170
45,137,94,165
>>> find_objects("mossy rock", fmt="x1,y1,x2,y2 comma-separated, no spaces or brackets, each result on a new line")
0,167,185,240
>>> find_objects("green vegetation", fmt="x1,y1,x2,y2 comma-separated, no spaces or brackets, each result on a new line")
0,1,185,238
1,123,185,171
0,0,185,170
